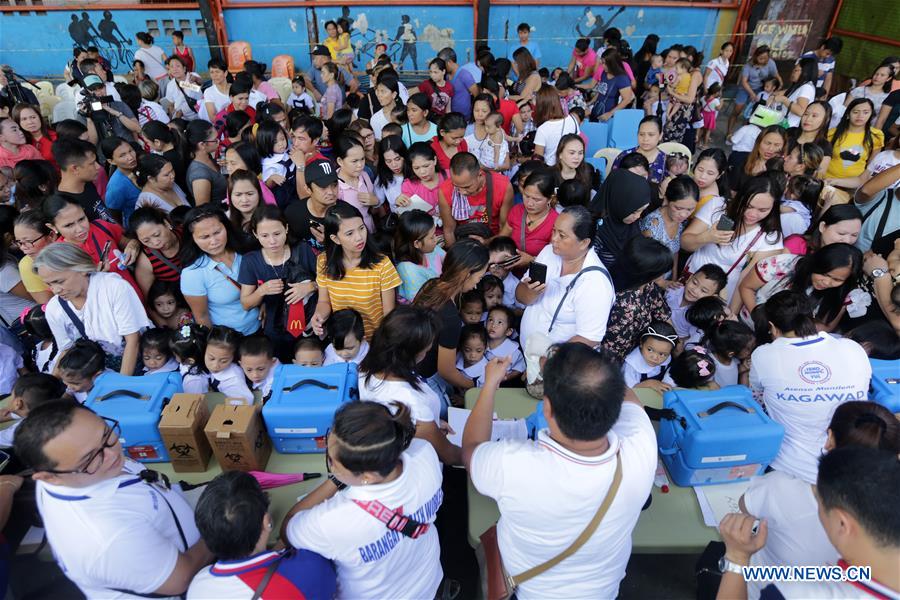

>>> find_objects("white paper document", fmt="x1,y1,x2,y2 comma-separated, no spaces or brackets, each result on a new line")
394,194,434,214
693,479,754,527
446,407,529,447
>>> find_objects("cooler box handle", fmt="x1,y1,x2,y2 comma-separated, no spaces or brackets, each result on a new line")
96,389,150,402
698,401,753,418
658,445,678,456
284,379,337,393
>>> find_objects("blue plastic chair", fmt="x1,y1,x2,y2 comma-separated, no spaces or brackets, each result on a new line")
586,157,606,182
608,108,644,150
581,121,610,158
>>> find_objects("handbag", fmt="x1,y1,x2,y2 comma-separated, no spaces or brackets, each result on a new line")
480,452,623,600
679,226,765,283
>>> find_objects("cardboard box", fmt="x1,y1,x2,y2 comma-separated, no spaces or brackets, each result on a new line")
158,394,212,473
204,402,271,471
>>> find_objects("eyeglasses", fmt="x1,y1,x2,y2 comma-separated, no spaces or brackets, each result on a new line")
14,233,48,249
43,417,121,475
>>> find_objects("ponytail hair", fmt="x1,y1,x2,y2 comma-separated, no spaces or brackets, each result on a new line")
331,401,415,477
828,401,900,453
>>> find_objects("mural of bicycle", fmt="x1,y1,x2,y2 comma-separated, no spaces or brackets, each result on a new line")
67,10,136,71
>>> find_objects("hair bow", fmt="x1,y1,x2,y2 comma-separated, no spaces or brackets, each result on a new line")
179,325,192,338
697,359,711,377
18,305,33,323
693,345,708,355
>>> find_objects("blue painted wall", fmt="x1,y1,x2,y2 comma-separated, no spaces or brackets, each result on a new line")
488,6,724,69
224,5,474,74
0,9,210,78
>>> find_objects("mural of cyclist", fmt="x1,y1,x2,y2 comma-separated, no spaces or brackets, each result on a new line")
576,6,626,51
98,10,130,51
393,15,418,71
68,13,98,48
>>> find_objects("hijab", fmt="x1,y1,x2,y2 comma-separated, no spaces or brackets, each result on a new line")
590,169,652,271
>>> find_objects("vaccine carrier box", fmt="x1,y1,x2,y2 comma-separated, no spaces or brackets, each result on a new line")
869,359,900,413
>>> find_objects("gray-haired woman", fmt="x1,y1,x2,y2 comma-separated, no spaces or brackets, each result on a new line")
34,242,151,375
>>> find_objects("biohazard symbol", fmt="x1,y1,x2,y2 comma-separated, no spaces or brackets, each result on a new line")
169,442,195,457
254,430,265,450
225,452,243,464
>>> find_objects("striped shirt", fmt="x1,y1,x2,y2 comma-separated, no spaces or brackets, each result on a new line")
143,243,182,283
316,254,401,339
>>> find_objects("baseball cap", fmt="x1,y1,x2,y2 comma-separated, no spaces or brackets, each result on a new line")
82,74,104,89
311,45,331,57
305,159,338,187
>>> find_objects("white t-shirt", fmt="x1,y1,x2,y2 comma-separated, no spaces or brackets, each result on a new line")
519,245,614,346
711,353,739,388
866,150,900,187
210,362,254,403
749,333,871,483
622,346,671,388
358,374,440,425
705,56,730,88
134,46,168,81
731,124,761,152
165,75,203,120
743,470,839,599
485,337,526,373
370,109,390,141
136,99,170,126
286,439,444,600
470,402,656,599
0,417,21,447
685,197,783,303
785,83,816,128
780,198,813,239
666,287,693,338
202,85,231,121
36,459,201,599
0,260,35,326
45,272,152,358
534,115,581,166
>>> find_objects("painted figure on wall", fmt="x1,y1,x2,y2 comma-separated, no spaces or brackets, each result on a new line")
576,6,626,50
393,15,418,71
98,10,130,52
67,11,134,71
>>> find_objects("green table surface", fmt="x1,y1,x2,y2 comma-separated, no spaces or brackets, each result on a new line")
463,387,719,553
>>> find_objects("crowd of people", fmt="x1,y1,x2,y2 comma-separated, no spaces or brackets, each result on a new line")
0,21,898,600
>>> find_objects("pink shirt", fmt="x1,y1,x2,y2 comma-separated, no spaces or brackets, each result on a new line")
593,61,636,84
256,81,280,101
0,143,42,169
572,48,597,80
506,203,558,257
400,176,446,217
338,171,376,232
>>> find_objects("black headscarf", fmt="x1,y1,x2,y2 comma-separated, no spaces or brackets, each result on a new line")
590,169,652,272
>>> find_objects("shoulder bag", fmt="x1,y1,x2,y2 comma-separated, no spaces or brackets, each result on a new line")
548,265,613,332
481,452,622,600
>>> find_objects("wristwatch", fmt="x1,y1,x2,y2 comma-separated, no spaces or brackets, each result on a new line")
328,474,347,491
871,268,888,279
718,556,746,575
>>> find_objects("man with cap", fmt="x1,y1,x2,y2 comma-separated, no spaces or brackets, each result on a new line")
77,58,121,102
301,44,357,102
78,72,142,141
13,401,213,599
285,158,346,253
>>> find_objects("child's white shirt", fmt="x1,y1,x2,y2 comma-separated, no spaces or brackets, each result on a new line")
250,359,281,401
143,358,180,376
287,91,315,112
456,355,488,385
0,343,22,396
485,338,526,373
0,416,21,447
209,363,254,403
502,272,524,309
666,287,693,339
472,134,509,170
261,152,289,181
621,346,671,389
180,363,211,395
323,340,370,366
731,124,761,152
35,341,57,374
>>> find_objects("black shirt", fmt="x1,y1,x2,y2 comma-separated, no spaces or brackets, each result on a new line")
163,148,190,200
284,198,350,254
58,183,113,222
416,300,463,379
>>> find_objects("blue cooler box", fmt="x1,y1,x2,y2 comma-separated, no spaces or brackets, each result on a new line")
85,371,183,462
261,363,359,453
869,359,900,413
658,385,784,487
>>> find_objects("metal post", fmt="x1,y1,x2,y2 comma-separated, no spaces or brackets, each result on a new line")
198,0,227,62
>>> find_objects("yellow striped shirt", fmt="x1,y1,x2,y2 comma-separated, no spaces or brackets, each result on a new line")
317,254,401,339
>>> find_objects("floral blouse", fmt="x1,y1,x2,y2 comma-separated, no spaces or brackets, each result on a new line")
640,208,685,253
600,283,671,361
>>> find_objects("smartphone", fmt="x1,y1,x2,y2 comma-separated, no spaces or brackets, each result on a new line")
716,216,736,231
0,449,9,473
310,221,323,230
529,262,548,285
499,253,520,267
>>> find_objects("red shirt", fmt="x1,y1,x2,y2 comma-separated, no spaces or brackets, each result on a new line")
506,203,558,257
214,104,256,126
32,130,58,166
431,136,469,176
439,171,509,235
65,221,144,300
497,99,518,134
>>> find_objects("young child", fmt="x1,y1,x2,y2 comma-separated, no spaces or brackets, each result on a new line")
667,264,728,340
204,326,254,403
172,323,211,394
381,122,403,139
645,54,664,89
24,305,58,374
257,121,293,189
698,82,722,149
460,289,486,325
293,337,325,367
148,280,193,329
478,275,506,312
141,328,178,375
457,323,489,385
240,335,280,402
684,295,733,348
484,305,525,381
622,321,678,392
366,43,389,73
474,112,510,172
323,309,370,366
557,179,591,209
288,76,316,113
487,236,525,311
667,58,693,121
335,18,354,67
701,320,755,388
0,373,67,448
665,348,718,390
56,339,111,403
665,151,691,178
